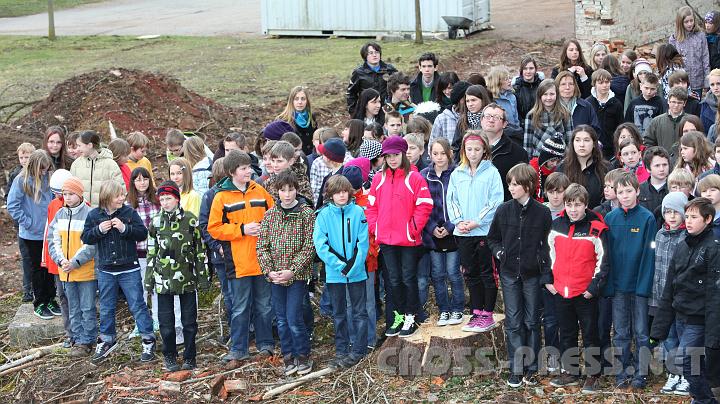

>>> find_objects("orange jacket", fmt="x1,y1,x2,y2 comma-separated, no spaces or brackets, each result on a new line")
42,197,64,275
207,178,274,279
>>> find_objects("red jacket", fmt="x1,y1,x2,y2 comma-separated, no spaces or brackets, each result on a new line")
366,167,433,247
42,197,65,275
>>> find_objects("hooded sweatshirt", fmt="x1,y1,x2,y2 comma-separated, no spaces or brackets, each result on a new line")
7,173,52,240
313,200,369,283
446,160,504,237
70,148,123,208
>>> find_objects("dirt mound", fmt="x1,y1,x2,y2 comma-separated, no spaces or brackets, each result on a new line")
15,68,266,140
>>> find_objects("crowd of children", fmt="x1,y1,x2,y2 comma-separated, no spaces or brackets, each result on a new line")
7,5,720,401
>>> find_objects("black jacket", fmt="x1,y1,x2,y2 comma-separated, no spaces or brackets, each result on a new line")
294,118,318,157
572,97,602,137
346,61,398,114
81,204,148,272
556,160,609,209
488,198,552,279
586,95,624,160
551,65,594,99
513,75,541,129
651,227,720,348
685,97,701,118
410,72,439,104
491,135,530,201
638,181,668,219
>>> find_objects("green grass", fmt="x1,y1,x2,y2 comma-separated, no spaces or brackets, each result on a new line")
0,35,480,121
0,0,102,18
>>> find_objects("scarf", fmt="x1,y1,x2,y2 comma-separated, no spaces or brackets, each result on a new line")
560,97,577,115
294,111,310,129
467,110,482,129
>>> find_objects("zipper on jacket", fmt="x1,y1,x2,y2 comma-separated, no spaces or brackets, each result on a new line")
89,159,95,205
341,208,347,259
66,207,73,282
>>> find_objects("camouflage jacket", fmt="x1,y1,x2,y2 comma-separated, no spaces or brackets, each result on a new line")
144,207,210,294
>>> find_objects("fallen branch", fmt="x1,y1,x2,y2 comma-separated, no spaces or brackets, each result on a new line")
0,351,41,373
5,343,62,362
44,380,84,403
261,367,334,400
0,358,44,377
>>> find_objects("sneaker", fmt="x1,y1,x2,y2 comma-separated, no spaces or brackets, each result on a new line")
296,355,313,375
339,355,361,368
181,358,196,370
550,373,580,387
283,355,297,376
523,371,538,386
674,376,689,396
68,344,91,358
256,348,274,357
91,339,118,364
127,325,140,339
22,293,33,303
507,374,522,388
62,337,74,349
630,378,646,390
164,356,180,372
140,339,156,362
477,311,498,332
399,314,418,338
614,378,631,390
461,314,483,332
34,304,54,320
437,312,451,326
385,311,404,337
582,376,599,393
221,351,249,363
328,356,348,370
47,301,62,316
447,312,464,325
660,374,680,394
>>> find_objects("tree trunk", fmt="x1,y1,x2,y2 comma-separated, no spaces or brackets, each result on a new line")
414,0,423,44
48,0,56,41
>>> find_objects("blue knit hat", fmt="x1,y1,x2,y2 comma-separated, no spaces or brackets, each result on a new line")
342,165,364,190
318,138,346,163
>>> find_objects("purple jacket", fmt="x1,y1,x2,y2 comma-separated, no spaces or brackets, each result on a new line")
420,163,456,250
670,31,710,89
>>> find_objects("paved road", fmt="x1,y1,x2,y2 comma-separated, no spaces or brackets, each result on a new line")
0,0,572,41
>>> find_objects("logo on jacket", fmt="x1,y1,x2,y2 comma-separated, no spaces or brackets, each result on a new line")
630,228,640,233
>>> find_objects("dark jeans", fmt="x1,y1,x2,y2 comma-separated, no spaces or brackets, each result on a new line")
554,293,600,376
17,236,32,297
416,251,431,322
380,245,422,315
327,281,368,359
214,263,233,327
228,275,274,356
673,319,716,403
379,252,396,330
457,236,497,312
598,296,613,368
55,275,70,338
158,292,198,360
271,282,310,358
500,272,541,375
19,238,55,308
612,292,650,384
540,286,559,353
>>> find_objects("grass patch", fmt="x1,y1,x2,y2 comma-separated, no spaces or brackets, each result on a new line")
0,35,481,121
0,0,102,18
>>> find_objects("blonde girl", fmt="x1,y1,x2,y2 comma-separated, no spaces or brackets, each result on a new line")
589,42,609,71
487,66,520,128
276,86,317,156
181,136,213,197
670,6,710,97
523,79,572,157
675,130,715,179
168,157,201,216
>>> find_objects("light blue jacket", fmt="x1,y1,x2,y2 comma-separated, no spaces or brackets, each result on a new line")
7,173,52,240
446,160,503,237
495,90,520,127
313,201,369,283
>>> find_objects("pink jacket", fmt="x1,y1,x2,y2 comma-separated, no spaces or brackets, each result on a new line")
366,167,433,247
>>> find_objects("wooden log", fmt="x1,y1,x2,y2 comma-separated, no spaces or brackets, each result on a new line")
5,342,62,361
0,351,41,373
377,314,506,378
261,367,334,400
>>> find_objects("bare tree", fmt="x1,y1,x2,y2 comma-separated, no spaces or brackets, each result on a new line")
414,0,422,44
48,0,56,40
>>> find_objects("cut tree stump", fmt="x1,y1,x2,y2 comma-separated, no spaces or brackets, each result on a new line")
377,314,506,378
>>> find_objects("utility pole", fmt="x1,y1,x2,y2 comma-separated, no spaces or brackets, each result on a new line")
48,0,56,40
414,0,423,44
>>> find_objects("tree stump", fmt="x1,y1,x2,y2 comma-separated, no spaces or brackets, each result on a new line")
377,314,506,378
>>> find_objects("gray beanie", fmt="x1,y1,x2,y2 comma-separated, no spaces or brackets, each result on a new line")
662,192,688,221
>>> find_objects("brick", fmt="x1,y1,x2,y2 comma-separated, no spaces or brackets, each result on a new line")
159,381,181,396
224,379,248,393
164,370,192,382
210,375,226,397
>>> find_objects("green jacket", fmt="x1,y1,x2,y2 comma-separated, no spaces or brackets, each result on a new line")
145,207,210,294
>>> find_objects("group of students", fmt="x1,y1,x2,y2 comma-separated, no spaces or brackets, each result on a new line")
6,5,720,401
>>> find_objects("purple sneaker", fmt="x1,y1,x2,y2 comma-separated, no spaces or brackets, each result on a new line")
461,314,483,332
478,311,498,332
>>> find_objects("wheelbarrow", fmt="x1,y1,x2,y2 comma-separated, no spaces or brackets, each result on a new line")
442,16,473,39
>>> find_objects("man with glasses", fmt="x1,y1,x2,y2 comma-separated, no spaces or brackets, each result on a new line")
481,103,529,201
346,42,398,115
644,87,688,153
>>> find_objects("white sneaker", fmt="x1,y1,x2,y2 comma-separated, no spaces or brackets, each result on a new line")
437,312,450,326
674,376,689,396
447,312,464,325
660,374,679,394
547,355,560,373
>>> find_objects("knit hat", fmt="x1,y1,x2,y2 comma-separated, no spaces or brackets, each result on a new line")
262,120,294,141
382,135,408,155
450,80,472,106
538,135,567,168
49,169,72,195
317,138,346,163
342,165,364,190
358,138,383,161
706,11,719,23
662,192,688,221
62,177,84,198
346,157,371,182
634,58,652,76
157,180,181,201
414,101,441,124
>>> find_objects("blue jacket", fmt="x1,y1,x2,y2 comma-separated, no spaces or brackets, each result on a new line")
420,163,457,250
199,183,223,265
81,204,148,272
495,90,520,127
602,204,656,297
700,92,717,135
313,201,369,283
447,160,504,237
7,173,52,240
572,97,602,136
713,216,720,240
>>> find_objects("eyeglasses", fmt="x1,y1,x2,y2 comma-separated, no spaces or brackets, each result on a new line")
668,100,686,105
367,51,380,56
482,113,505,122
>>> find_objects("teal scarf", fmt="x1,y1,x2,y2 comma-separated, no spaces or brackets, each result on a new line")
294,111,310,129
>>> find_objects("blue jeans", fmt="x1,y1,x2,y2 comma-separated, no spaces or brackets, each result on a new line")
97,269,154,342
228,275,274,356
63,280,98,345
673,319,716,403
327,281,368,359
661,321,680,365
429,250,464,313
540,286,559,354
500,272,542,375
271,282,310,358
381,245,423,315
598,296,613,368
214,263,233,327
348,275,377,348
612,292,650,384
416,251,430,322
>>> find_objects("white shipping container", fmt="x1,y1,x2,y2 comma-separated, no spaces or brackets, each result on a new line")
261,0,491,37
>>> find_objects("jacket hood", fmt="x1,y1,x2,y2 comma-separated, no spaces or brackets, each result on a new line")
440,108,459,120
457,159,494,174
703,91,718,108
96,148,114,161
280,199,309,215
591,88,616,102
